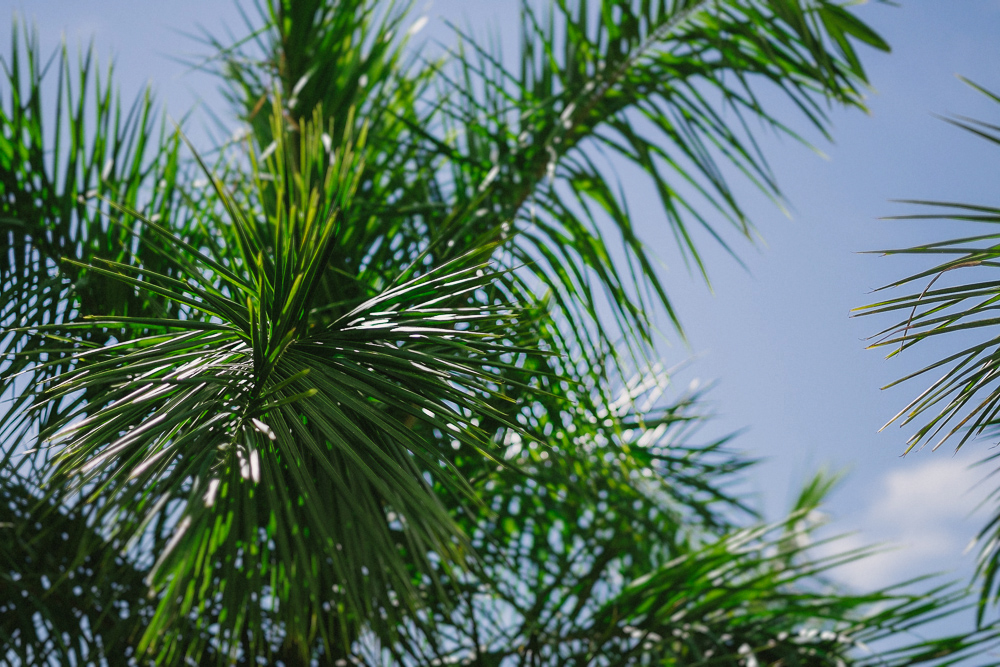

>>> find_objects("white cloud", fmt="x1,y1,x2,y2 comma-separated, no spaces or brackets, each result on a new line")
824,457,995,591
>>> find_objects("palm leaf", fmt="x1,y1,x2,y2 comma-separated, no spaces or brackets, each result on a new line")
23,106,546,662
855,81,1000,619
199,0,890,377
421,0,891,370
0,19,189,473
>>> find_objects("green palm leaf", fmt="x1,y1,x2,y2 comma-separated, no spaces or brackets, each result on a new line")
23,107,544,662
203,0,891,375
855,81,1000,620
421,0,890,367
0,19,188,469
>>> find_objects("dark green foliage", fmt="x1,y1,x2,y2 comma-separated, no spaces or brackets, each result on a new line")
5,1,1000,665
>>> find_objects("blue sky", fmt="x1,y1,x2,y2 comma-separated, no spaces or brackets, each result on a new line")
8,0,1000,636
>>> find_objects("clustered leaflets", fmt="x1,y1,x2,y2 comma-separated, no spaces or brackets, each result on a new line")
4,0,1000,665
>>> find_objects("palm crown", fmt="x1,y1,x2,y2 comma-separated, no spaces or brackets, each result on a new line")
4,0,1000,665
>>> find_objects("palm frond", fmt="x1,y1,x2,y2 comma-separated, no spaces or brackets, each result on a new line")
201,0,890,376
355,466,1000,666
854,102,1000,457
855,81,1000,619
0,18,188,473
423,0,890,368
24,106,546,662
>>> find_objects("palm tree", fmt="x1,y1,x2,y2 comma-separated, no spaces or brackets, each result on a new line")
4,0,1000,664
